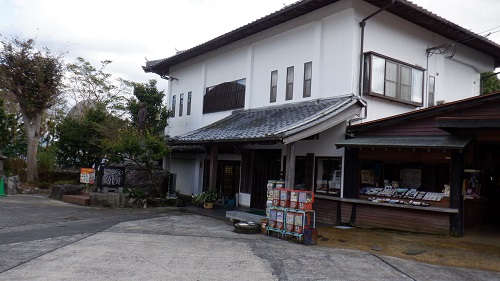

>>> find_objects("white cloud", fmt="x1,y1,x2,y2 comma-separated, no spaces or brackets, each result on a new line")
1,0,499,92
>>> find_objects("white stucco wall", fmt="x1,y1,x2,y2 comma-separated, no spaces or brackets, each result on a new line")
170,157,199,195
164,0,498,196
166,0,496,136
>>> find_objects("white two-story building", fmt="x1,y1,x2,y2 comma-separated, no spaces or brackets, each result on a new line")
143,0,500,225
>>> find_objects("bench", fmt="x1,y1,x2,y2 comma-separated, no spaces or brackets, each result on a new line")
226,211,266,224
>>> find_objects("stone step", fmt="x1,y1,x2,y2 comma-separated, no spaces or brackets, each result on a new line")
62,195,90,206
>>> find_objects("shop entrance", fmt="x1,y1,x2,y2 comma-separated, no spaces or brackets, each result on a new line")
216,160,240,198
250,150,282,209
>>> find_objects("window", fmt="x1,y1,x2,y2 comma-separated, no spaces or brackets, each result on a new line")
364,53,424,106
315,157,342,196
179,93,184,116
171,95,176,117
204,78,245,114
187,91,192,115
303,62,312,98
428,76,435,107
270,70,278,103
286,66,294,100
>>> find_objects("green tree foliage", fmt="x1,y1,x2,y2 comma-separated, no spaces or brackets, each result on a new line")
0,98,26,157
102,126,170,196
55,103,122,168
126,79,169,136
0,97,10,150
0,35,65,181
481,72,500,95
65,57,130,117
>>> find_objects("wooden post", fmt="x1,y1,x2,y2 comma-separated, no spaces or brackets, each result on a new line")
285,143,295,189
209,144,218,191
343,148,360,198
450,149,464,237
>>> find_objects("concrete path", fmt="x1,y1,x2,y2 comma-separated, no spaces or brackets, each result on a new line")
1,195,499,281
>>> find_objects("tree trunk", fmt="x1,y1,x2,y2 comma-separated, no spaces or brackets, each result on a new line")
23,114,42,182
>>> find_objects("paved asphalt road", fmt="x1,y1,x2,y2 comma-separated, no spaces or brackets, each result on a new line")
0,195,499,281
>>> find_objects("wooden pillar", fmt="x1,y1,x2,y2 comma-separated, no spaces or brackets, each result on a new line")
343,147,360,198
285,143,295,189
209,144,218,191
450,149,464,237
305,153,315,190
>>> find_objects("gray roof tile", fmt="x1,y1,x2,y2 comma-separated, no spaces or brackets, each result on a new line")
173,95,360,144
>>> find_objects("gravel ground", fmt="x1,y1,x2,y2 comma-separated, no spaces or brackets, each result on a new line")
315,224,500,272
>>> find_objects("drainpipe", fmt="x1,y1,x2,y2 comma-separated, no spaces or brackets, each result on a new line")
352,0,396,125
358,0,396,97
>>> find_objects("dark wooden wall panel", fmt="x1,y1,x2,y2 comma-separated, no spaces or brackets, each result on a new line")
355,204,450,235
313,198,338,225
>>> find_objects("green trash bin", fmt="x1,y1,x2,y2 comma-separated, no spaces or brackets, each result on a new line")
0,177,6,196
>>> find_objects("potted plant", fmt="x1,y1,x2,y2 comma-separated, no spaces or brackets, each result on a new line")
198,190,218,209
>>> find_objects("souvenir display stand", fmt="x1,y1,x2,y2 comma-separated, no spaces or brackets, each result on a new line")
265,183,316,243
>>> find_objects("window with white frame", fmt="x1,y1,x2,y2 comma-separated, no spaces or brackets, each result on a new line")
171,95,176,117
270,70,278,103
428,76,435,107
286,66,294,100
364,52,424,106
179,93,184,116
303,62,312,98
187,91,192,115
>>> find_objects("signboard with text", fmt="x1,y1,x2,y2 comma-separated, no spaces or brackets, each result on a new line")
80,168,95,184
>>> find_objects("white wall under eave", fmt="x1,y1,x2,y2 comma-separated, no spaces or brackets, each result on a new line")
442,59,480,100
320,8,358,97
362,95,418,122
170,157,199,196
292,122,347,157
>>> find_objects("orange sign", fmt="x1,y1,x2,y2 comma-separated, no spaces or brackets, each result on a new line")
80,168,95,184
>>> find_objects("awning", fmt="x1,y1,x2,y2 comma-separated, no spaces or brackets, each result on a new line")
436,117,500,129
335,135,473,150
171,95,365,145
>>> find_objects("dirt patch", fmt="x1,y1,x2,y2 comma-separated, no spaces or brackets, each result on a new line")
316,225,500,272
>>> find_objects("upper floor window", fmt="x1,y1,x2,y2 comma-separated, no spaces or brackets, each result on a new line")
428,76,435,107
286,66,294,100
171,95,176,117
204,78,245,114
270,70,278,103
179,93,184,116
303,62,312,98
364,52,424,106
187,91,192,115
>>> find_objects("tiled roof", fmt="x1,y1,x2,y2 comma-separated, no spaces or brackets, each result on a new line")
144,0,500,75
171,95,362,144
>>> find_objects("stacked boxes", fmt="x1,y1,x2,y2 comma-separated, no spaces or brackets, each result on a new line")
286,210,295,232
279,189,291,207
276,209,285,230
298,191,314,210
294,212,304,234
269,208,277,228
272,188,281,206
290,191,299,209
266,181,276,217
265,184,316,245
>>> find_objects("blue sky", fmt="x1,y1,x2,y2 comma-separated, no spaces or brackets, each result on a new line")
1,0,499,91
